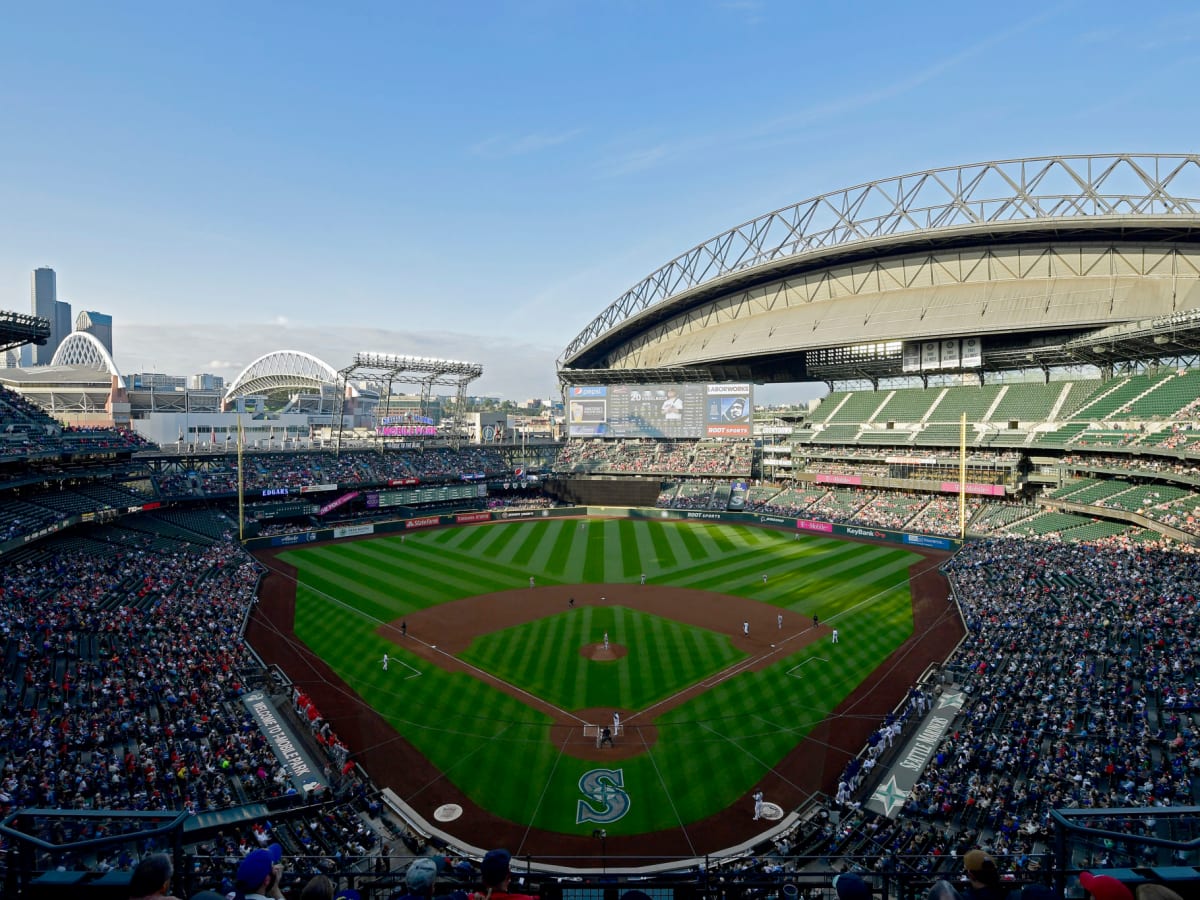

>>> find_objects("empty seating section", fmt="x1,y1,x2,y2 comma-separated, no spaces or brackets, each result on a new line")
1006,510,1098,536
914,424,970,446
1073,429,1144,448
874,387,939,423
813,424,861,444
1031,423,1090,446
988,382,1065,423
987,430,1031,446
1072,372,1173,419
1050,378,1102,419
1122,369,1200,418
969,503,1035,533
823,390,887,424
926,384,1003,422
1098,483,1190,513
813,390,852,423
1057,519,1133,542
1050,478,1133,505
856,429,913,445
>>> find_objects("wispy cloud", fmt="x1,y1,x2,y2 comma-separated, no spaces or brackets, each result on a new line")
597,5,1067,177
471,128,583,159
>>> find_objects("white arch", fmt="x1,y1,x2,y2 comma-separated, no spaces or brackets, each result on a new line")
223,349,339,402
51,332,125,386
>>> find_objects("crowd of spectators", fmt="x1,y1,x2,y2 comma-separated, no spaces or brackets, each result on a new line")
554,439,752,476
154,447,509,497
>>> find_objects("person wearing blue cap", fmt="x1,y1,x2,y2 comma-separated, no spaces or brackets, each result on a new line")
477,849,535,900
233,843,285,900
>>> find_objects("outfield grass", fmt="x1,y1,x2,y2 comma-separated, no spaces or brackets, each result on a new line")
281,519,921,836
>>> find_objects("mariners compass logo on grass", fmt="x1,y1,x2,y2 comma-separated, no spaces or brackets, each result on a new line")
576,768,630,824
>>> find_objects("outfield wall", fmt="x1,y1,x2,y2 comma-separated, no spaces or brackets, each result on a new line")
244,507,961,551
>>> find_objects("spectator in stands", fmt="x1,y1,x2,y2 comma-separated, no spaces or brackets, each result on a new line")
960,850,1006,900
1080,873,1135,900
392,857,440,900
833,872,872,900
233,844,285,900
476,849,535,900
128,853,182,900
299,875,336,900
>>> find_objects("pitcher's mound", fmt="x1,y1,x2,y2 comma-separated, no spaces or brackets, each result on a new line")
581,642,627,661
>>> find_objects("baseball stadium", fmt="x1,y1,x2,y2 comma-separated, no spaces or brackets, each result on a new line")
4,154,1200,899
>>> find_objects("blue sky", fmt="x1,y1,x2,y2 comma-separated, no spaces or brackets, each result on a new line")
1,1,1198,401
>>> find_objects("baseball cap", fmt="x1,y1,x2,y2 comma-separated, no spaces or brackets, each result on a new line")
235,844,282,888
480,848,512,886
833,872,871,900
1081,873,1135,900
407,858,439,892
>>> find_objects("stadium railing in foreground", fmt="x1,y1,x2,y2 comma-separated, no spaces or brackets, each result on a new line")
8,807,1200,899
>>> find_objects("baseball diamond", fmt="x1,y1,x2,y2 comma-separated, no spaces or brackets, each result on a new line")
250,516,959,860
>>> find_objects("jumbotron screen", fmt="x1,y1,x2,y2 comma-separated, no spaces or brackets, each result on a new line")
565,383,753,439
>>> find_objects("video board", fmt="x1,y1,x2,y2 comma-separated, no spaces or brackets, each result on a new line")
565,383,753,439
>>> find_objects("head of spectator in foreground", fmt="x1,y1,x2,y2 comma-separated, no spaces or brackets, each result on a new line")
404,858,439,898
834,872,871,900
235,844,284,899
1136,887,1184,900
481,848,516,893
299,874,335,900
1081,873,1135,900
963,850,1001,889
129,853,178,900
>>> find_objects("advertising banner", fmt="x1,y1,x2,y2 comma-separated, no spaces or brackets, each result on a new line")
816,473,863,486
318,491,360,516
797,518,834,533
241,692,327,795
333,524,375,539
938,482,1004,496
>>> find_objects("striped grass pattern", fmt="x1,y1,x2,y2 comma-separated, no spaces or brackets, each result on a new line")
282,519,919,835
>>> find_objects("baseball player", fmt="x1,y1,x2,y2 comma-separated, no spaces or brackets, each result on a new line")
603,632,609,651
762,574,767,584
612,711,620,732
752,790,764,820
743,621,749,636
529,576,535,588
832,628,839,644
640,573,646,585
381,654,389,671
777,613,783,630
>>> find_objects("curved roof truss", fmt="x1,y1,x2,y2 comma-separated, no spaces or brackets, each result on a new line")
224,350,339,402
561,153,1200,364
51,332,124,386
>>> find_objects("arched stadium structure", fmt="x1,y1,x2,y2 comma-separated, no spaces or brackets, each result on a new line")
560,153,1200,386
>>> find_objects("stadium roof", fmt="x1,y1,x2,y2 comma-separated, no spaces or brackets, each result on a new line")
224,350,339,402
559,154,1200,384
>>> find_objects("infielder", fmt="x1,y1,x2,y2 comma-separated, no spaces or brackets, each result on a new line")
640,573,646,585
381,654,389,671
743,621,749,636
832,628,839,644
777,613,783,630
529,576,535,588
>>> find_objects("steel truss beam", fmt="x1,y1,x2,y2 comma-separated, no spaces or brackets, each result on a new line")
560,154,1200,367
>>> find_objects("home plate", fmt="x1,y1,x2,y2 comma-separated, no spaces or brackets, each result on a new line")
434,804,463,822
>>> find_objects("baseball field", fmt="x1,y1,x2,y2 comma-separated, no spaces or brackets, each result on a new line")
259,516,954,856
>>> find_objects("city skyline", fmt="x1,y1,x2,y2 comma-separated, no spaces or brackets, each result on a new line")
2,3,1199,401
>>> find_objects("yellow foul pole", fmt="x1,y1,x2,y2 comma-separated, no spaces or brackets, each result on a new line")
959,411,967,540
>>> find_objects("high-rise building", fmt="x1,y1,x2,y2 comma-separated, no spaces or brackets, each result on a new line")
54,300,72,358
188,373,225,391
31,267,57,365
75,310,114,356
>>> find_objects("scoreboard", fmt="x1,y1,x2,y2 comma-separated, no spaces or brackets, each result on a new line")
565,383,753,439
367,483,487,508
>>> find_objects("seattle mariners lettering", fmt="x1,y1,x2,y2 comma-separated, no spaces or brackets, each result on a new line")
575,768,631,824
